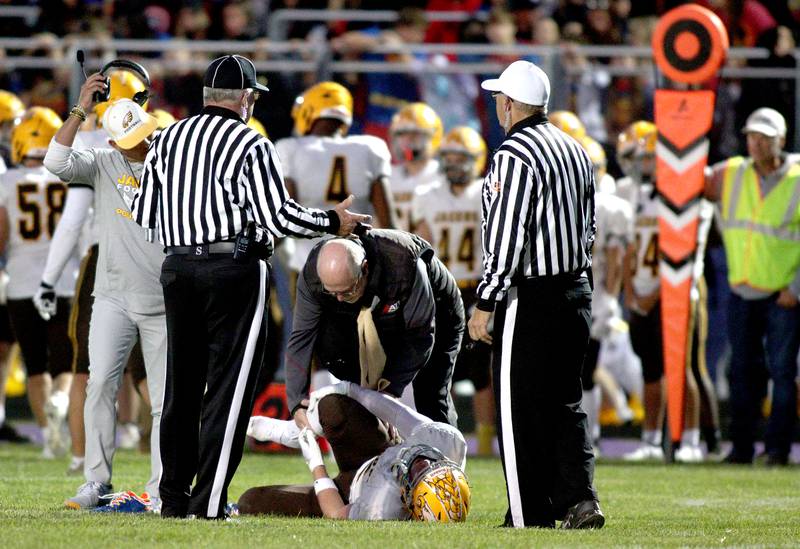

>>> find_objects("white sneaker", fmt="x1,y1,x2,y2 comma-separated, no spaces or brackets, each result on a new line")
623,443,664,462
66,456,85,476
65,480,113,510
117,422,140,450
42,424,66,459
674,445,704,463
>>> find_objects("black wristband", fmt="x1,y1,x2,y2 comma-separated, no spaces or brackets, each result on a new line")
476,298,495,312
40,281,54,290
325,209,341,235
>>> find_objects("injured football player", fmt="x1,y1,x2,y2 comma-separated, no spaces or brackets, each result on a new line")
240,381,470,521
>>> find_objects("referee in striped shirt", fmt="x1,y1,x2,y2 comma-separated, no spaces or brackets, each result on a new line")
131,55,370,519
467,61,603,529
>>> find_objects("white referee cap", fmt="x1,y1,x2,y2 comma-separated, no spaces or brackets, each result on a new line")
481,60,550,107
102,98,158,149
742,107,786,138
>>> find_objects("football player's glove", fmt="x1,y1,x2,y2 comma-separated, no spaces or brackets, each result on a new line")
33,282,57,321
298,427,324,471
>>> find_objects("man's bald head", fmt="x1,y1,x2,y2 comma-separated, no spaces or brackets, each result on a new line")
317,239,367,300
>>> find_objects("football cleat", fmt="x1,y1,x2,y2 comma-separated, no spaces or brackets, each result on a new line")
65,481,113,510
674,445,704,463
92,491,152,513
623,443,664,462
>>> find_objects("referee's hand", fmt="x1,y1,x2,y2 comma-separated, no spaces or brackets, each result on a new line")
333,195,372,236
468,309,493,345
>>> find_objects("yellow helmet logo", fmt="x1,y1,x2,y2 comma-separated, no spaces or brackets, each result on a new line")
549,110,586,141
410,464,471,522
95,70,147,123
439,126,488,178
291,82,353,136
11,106,63,165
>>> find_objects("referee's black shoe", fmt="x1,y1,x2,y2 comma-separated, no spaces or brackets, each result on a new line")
561,499,605,529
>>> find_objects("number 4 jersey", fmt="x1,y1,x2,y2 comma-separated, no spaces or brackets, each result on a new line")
0,165,78,299
275,134,391,272
411,179,482,283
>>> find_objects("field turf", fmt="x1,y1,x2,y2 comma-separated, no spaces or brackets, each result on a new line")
0,443,798,548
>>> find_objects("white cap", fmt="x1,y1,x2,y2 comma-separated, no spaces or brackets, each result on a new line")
742,107,786,138
101,98,158,149
480,60,550,107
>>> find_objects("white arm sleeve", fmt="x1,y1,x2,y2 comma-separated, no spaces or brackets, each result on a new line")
40,186,93,286
347,383,430,438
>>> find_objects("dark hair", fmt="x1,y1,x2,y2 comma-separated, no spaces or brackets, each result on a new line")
396,8,427,30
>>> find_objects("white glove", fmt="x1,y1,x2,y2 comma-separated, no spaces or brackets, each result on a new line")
298,427,324,471
306,381,354,435
33,282,57,321
0,271,8,306
246,416,301,448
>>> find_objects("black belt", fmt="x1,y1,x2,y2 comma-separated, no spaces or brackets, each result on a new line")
165,242,236,257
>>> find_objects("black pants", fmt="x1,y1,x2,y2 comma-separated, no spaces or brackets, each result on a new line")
238,394,393,516
8,297,73,377
492,274,597,528
159,254,269,519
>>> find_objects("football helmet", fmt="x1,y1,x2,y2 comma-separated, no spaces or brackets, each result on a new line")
550,110,586,141
390,102,443,162
150,109,176,130
393,444,471,523
247,116,268,137
94,70,148,123
292,81,353,136
11,107,62,165
439,126,487,184
0,90,24,125
581,136,607,179
616,120,656,178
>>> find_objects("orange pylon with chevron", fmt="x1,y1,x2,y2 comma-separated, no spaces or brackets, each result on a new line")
651,5,728,444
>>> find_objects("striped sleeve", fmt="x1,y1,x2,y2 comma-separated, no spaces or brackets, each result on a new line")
131,139,161,231
476,150,534,310
243,140,338,238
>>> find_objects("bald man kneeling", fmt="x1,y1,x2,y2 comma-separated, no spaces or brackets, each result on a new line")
285,229,464,428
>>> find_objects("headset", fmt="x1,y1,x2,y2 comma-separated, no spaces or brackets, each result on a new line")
77,50,151,106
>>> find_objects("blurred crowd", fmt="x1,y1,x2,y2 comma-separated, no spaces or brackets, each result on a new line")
0,1,797,162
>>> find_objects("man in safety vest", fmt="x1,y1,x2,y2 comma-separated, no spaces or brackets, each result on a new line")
705,107,800,466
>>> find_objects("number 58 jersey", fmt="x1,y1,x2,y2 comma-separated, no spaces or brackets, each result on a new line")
275,134,391,271
0,166,79,299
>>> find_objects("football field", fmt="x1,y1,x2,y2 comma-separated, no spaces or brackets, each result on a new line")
0,443,798,548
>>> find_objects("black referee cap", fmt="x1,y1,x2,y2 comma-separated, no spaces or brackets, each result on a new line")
204,55,269,92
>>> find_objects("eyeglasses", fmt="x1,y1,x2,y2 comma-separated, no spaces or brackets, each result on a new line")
322,273,363,299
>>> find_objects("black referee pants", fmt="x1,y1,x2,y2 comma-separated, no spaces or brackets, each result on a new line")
492,274,597,528
159,254,269,519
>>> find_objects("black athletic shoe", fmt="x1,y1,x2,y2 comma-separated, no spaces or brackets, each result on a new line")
561,500,605,530
0,423,29,443
722,450,754,464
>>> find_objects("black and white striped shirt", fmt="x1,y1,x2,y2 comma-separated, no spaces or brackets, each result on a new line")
132,106,337,246
477,113,596,311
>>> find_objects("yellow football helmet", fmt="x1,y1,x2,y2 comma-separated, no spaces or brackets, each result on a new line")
11,107,63,165
439,126,488,183
94,70,148,123
396,445,471,523
581,136,607,179
291,81,353,136
390,102,443,161
616,120,656,178
247,116,268,137
550,110,586,141
151,109,176,130
0,90,24,125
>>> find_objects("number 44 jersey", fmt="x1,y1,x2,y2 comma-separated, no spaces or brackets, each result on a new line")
411,179,482,283
0,165,78,299
275,134,391,272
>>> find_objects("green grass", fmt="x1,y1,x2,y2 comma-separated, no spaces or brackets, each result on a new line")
0,443,799,548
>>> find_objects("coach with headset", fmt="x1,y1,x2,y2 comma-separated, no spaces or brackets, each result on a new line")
131,55,370,520
468,61,603,529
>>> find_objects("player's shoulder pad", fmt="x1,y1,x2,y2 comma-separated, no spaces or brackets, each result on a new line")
347,134,391,158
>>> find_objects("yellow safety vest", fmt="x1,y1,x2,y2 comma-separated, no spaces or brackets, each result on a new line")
720,156,800,292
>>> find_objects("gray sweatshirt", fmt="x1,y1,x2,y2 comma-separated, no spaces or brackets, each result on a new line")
44,140,165,315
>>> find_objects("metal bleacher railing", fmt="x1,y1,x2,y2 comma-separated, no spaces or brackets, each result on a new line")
0,7,798,143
